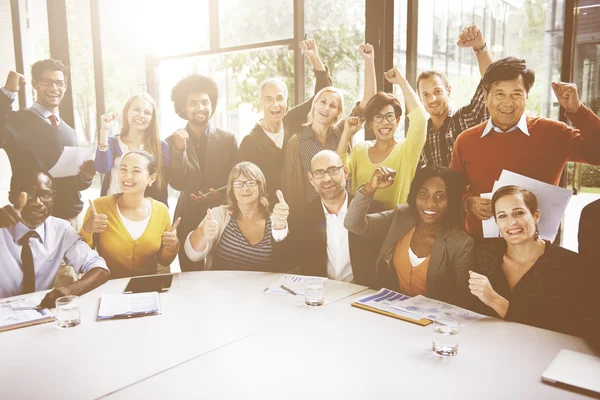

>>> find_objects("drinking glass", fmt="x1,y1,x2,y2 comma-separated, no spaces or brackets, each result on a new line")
55,295,81,328
432,318,459,356
304,278,325,307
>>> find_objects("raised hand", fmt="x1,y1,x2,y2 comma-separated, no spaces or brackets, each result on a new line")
203,208,219,241
0,192,27,228
300,39,319,58
359,43,374,61
83,200,108,233
190,187,221,202
552,82,582,114
79,159,96,180
161,217,181,252
172,128,189,152
5,71,26,93
456,25,485,50
384,67,405,85
271,190,289,230
466,196,493,220
343,116,364,137
362,167,396,194
99,113,117,147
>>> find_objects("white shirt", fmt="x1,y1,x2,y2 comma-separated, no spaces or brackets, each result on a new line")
116,202,151,241
105,137,145,196
0,218,108,299
322,192,353,282
481,113,529,137
260,121,284,149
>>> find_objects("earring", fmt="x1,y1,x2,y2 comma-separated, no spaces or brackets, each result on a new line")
534,224,539,240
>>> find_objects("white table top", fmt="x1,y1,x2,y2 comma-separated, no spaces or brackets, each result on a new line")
1,272,597,399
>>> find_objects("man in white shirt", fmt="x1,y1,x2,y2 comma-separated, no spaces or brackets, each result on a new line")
0,171,109,307
294,150,383,286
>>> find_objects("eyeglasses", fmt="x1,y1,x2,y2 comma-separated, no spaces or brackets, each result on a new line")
372,112,397,123
25,189,55,202
38,79,67,89
311,165,344,179
232,180,258,189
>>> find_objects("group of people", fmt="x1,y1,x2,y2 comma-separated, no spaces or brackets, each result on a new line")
0,26,599,342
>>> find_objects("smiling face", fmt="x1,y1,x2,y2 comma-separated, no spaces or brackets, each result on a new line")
261,82,287,125
126,96,153,132
494,193,539,245
484,75,528,131
308,151,347,201
370,104,399,142
10,173,54,229
415,176,448,227
118,153,156,195
32,70,66,112
232,172,260,206
185,92,212,128
312,91,342,127
418,75,450,118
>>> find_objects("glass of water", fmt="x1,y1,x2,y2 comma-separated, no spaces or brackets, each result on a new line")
432,318,459,356
304,278,325,307
55,295,81,328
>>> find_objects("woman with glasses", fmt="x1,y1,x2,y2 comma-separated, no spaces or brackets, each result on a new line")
185,162,291,272
95,93,170,206
281,44,377,217
345,165,473,306
337,67,427,210
80,150,179,279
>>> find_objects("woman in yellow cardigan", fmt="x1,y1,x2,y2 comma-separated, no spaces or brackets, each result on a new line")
81,150,180,279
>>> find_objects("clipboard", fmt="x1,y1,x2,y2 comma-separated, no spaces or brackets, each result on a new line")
96,292,162,321
352,302,432,326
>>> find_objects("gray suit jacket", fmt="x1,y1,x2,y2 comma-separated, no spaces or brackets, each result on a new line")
345,190,474,306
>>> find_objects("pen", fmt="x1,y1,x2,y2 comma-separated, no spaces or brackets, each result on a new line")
11,306,42,311
280,285,297,296
0,299,25,307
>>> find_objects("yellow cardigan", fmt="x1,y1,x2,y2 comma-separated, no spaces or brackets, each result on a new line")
80,195,177,279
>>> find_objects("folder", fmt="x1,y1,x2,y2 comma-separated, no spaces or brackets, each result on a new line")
351,288,432,326
97,292,161,321
0,300,55,332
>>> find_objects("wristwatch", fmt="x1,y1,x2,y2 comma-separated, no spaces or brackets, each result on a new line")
474,43,488,55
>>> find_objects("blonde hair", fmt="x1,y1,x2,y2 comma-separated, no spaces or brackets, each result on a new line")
302,86,344,127
120,93,165,190
226,162,270,220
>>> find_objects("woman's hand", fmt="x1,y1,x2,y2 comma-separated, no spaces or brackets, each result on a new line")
271,190,289,230
83,200,108,233
161,217,181,252
359,43,374,61
469,271,509,318
203,208,219,241
300,39,319,59
98,113,116,147
384,67,405,85
362,167,396,194
343,116,364,137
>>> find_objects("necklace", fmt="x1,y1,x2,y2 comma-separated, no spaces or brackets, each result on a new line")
417,242,433,248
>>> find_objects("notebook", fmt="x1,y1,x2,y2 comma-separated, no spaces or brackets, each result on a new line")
0,299,55,332
97,292,161,320
542,349,600,394
351,288,432,326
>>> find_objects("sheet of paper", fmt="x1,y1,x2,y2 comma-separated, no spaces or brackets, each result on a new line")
481,170,573,240
480,192,500,238
98,292,160,319
388,295,487,326
353,288,424,320
264,275,327,296
0,298,52,329
48,146,95,178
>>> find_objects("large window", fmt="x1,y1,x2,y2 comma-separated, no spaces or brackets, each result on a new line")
0,0,13,204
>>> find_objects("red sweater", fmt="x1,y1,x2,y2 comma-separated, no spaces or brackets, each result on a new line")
450,105,600,238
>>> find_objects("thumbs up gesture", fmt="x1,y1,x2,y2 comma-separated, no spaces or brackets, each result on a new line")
0,192,27,228
203,208,219,240
271,190,289,230
161,217,181,252
83,200,108,233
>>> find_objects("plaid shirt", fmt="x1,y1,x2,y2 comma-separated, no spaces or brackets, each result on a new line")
420,82,489,167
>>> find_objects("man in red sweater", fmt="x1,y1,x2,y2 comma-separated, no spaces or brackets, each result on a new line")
450,56,600,238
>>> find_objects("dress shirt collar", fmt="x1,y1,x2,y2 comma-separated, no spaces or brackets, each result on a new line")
481,113,529,137
321,191,348,218
31,101,61,126
11,221,46,244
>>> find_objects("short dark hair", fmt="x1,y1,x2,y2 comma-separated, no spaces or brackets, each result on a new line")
31,59,69,82
365,92,403,123
406,165,467,227
491,185,538,219
171,74,219,119
416,70,449,95
482,56,535,94
10,170,54,194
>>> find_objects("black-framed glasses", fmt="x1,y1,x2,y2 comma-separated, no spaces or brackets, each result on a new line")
38,79,67,89
373,112,397,123
311,165,344,179
26,189,55,202
232,180,258,189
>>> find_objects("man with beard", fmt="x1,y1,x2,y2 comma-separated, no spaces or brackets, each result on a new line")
0,171,108,307
294,150,382,286
418,25,493,167
0,59,97,286
166,74,239,271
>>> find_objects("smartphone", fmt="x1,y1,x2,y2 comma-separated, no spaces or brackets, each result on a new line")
123,274,173,294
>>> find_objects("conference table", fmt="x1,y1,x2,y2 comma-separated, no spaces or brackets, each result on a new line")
1,271,597,399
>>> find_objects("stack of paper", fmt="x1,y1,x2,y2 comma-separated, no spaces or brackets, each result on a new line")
0,299,55,332
97,292,161,320
264,275,327,296
388,295,487,326
352,289,432,326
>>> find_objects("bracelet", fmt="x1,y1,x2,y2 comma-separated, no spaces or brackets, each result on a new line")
473,43,488,55
464,196,472,213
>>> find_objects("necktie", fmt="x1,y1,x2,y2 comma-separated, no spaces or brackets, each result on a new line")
18,231,39,294
48,114,58,127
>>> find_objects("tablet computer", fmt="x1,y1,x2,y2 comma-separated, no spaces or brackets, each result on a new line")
124,274,173,294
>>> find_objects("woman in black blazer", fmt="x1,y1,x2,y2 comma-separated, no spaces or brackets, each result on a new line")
345,165,473,307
